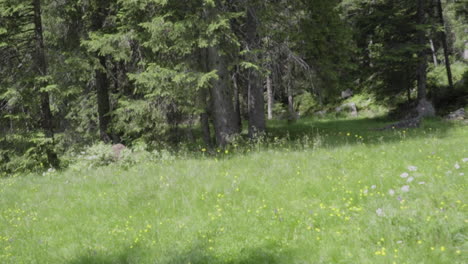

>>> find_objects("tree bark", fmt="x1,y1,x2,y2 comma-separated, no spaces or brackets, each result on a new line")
96,55,111,143
436,0,454,89
208,46,239,146
246,7,266,138
232,72,242,130
407,87,411,104
286,60,296,122
266,73,273,120
198,49,213,148
464,39,468,61
429,39,438,66
287,84,295,121
91,2,112,143
200,111,212,148
33,0,59,168
417,0,428,101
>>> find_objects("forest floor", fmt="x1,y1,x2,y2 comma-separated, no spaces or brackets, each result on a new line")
0,117,467,264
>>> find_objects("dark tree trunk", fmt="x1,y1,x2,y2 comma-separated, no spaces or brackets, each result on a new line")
96,55,111,143
208,46,239,146
33,0,59,168
199,86,213,149
197,48,214,148
417,0,428,101
232,72,242,130
203,4,239,146
407,87,411,104
200,112,212,148
436,0,454,89
91,3,112,143
246,7,266,138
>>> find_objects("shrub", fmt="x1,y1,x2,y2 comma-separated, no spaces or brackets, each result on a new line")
67,142,158,171
295,92,319,116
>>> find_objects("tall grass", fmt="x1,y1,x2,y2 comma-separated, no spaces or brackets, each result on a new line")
0,118,466,263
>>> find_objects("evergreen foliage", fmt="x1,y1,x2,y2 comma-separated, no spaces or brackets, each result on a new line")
0,0,466,174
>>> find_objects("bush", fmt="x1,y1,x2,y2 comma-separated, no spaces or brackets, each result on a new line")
429,63,468,114
67,142,158,171
272,102,288,119
427,62,467,88
342,93,389,118
295,92,319,116
0,132,57,176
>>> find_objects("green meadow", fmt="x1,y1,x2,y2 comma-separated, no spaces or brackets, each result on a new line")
1,118,467,264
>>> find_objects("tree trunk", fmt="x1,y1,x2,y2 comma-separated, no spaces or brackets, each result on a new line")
90,3,112,143
96,55,111,142
200,112,212,148
197,48,214,148
33,0,59,168
464,39,468,61
407,87,411,104
287,85,295,121
266,74,273,120
246,7,266,138
198,86,213,149
417,0,428,101
232,72,242,131
286,61,296,122
208,46,239,146
436,0,454,89
429,39,438,66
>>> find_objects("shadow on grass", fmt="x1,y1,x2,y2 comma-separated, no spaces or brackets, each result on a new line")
68,241,291,264
165,242,291,264
67,247,138,264
264,116,461,149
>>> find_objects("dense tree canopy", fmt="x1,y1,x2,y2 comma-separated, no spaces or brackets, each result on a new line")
0,0,467,174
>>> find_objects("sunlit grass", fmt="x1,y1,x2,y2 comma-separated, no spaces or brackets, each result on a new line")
0,118,467,263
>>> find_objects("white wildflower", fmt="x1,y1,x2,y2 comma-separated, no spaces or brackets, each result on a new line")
86,155,98,160
401,185,410,192
408,165,418,171
407,177,414,183
460,173,465,176
454,163,460,170
400,172,409,178
376,208,385,217
418,182,426,185
389,189,395,196
371,185,376,189
462,158,468,163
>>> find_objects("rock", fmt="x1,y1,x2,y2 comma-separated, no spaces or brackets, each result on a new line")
376,99,434,131
314,110,327,117
446,108,465,120
376,117,421,131
111,144,126,160
416,99,435,118
341,89,353,99
336,102,358,117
